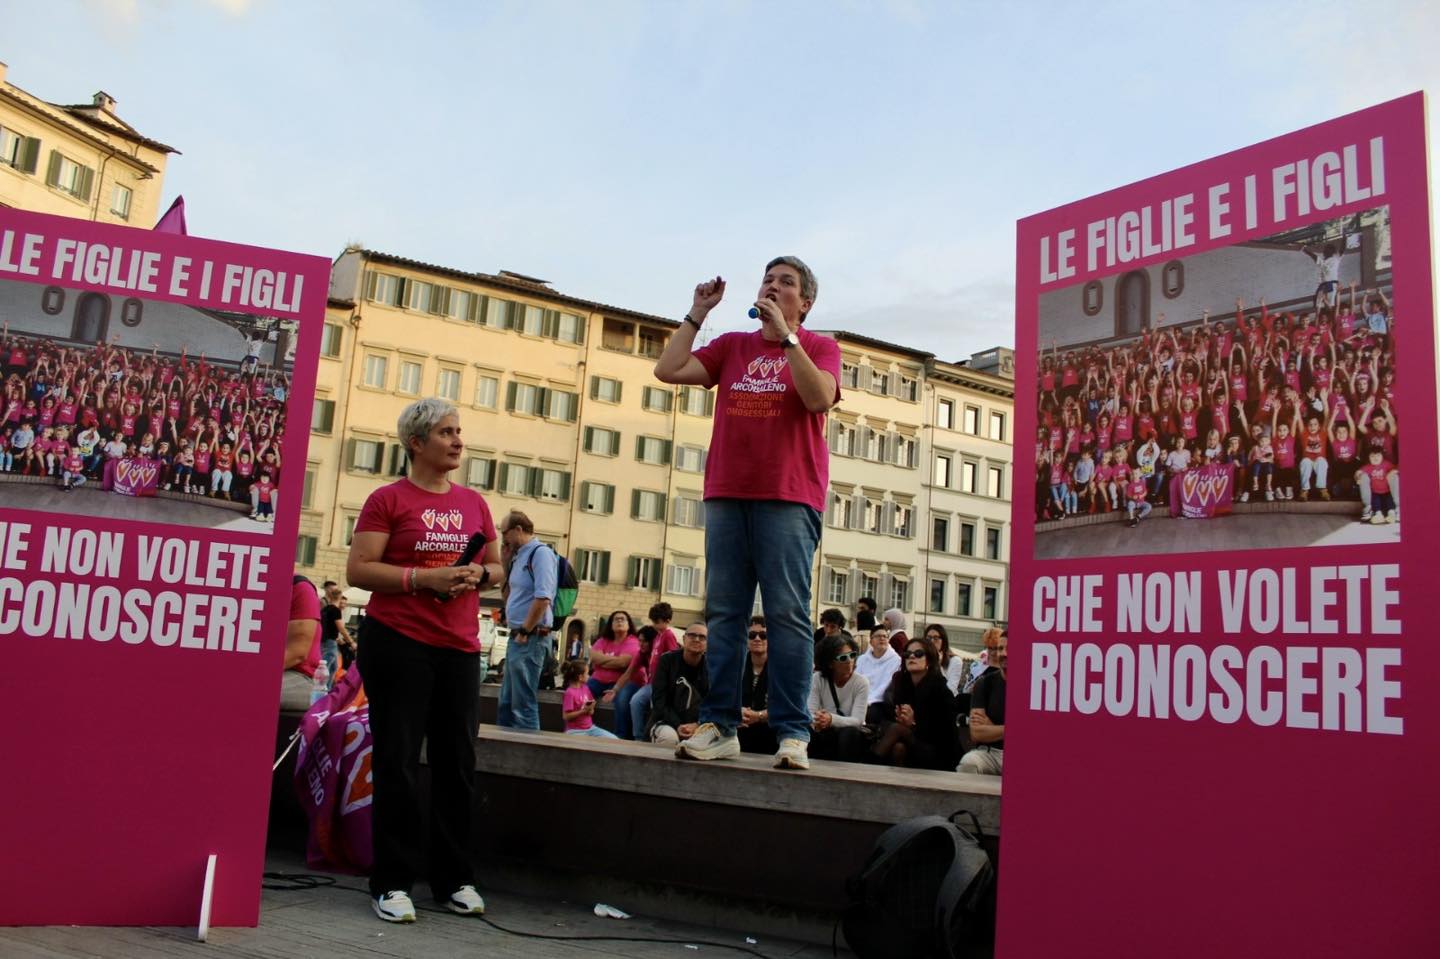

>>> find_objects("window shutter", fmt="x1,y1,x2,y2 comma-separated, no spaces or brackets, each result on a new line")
19,137,40,175
888,371,900,396
849,494,863,529
506,381,518,412
630,489,641,518
599,552,611,585
876,433,888,463
881,573,894,608
627,556,639,587
528,467,543,497
589,378,599,400
699,448,708,471
704,391,715,415
345,438,356,469
583,426,594,451
559,472,571,501
848,568,862,601
498,463,509,490
661,439,672,465
657,493,667,520
828,420,840,451
609,431,621,456
634,436,643,460
45,150,61,187
604,485,615,513
565,392,578,423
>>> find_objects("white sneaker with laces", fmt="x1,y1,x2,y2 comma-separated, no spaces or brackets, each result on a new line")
445,885,486,915
774,738,810,770
675,722,740,761
373,890,416,923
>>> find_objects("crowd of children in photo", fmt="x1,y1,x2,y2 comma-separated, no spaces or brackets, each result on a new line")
0,323,289,522
1036,269,1400,530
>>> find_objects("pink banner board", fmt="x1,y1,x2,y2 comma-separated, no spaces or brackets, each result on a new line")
1006,94,1435,958
0,206,329,925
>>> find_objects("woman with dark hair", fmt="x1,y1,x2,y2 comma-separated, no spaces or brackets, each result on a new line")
587,610,639,703
872,638,959,770
608,625,655,739
346,397,504,924
924,623,966,696
807,634,870,763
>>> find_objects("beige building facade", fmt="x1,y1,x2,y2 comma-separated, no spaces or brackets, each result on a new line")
0,62,176,227
301,249,1013,647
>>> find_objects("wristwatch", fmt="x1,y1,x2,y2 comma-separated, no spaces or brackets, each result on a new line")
781,331,801,349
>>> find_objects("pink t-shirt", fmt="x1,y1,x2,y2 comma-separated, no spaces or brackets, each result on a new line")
355,478,498,652
693,327,841,512
288,578,322,680
1361,461,1394,495
646,626,679,682
563,685,596,731
590,634,640,685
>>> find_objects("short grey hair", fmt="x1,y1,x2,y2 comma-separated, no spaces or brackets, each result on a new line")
767,255,818,314
397,397,458,453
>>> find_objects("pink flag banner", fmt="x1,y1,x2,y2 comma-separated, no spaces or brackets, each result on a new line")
1006,94,1436,959
111,457,161,497
1167,463,1234,519
293,666,374,873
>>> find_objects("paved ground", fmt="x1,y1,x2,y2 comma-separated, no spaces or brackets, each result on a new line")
0,477,273,535
1036,508,1400,559
0,849,848,959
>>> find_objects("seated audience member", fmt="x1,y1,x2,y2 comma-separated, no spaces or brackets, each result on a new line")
812,606,852,657
808,634,870,763
856,625,901,706
624,603,680,740
561,661,618,739
279,575,323,710
738,617,775,754
925,623,966,695
883,608,910,657
959,631,1007,775
646,622,709,746
963,627,1001,694
588,610,638,701
854,596,878,633
608,626,654,739
872,637,959,771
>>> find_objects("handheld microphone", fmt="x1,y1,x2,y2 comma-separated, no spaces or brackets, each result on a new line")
748,307,760,318
435,532,489,603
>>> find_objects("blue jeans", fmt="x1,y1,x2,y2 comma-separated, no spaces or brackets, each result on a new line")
566,725,619,738
628,684,654,740
497,632,549,730
612,683,641,739
702,499,821,744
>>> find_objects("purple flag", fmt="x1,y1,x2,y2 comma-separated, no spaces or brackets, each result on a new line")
153,196,187,235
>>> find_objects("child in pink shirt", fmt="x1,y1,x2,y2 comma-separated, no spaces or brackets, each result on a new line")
561,661,618,738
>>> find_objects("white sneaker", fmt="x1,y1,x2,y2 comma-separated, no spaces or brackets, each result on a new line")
1266,490,1275,501
675,722,740,761
773,738,810,770
1239,491,1249,503
1360,508,1372,521
1284,487,1294,500
1370,512,1385,525
373,890,416,923
1385,511,1397,524
444,885,485,915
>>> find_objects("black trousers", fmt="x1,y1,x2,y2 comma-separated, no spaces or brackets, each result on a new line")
357,617,480,899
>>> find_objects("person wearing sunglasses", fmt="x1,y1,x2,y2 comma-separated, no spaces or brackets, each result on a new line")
737,616,775,754
872,640,959,771
808,634,870,763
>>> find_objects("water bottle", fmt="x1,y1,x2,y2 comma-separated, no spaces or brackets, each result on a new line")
310,659,330,705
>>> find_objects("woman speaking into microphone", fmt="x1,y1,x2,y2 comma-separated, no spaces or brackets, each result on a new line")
346,397,504,924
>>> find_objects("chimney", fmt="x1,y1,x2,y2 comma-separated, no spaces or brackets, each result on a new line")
93,90,118,113
0,62,9,86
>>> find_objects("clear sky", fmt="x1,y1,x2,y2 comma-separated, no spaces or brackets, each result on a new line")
5,0,1437,360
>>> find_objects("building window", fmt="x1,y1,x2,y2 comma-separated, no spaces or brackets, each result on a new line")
963,405,980,434
367,272,404,306
110,184,132,220
641,385,674,413
556,311,584,343
826,491,853,529
869,368,891,396
580,481,615,514
987,465,1005,499
635,436,672,466
933,454,952,488
71,292,109,342
840,362,860,388
120,298,143,327
482,296,512,328
41,286,65,315
831,422,855,457
985,527,1002,560
671,496,704,528
397,360,422,395
362,354,389,389
448,289,479,323
466,456,495,490
628,555,662,590
960,522,976,556
937,398,955,430
1161,259,1185,299
961,460,977,493
295,535,318,567
590,376,622,403
989,411,1006,442
983,585,1000,621
537,468,571,501
861,574,879,604
574,548,610,585
929,579,946,614
890,577,909,612
320,323,343,358
675,444,706,473
892,435,917,468
863,499,884,535
437,368,461,402
301,469,316,510
601,318,635,352
892,504,913,539
386,443,408,477
827,568,848,605
46,151,95,201
632,489,666,522
1082,280,1104,316
638,328,666,359
667,563,700,597
311,398,335,434
583,426,621,456
507,382,541,415
899,376,918,401
406,280,439,314
545,389,578,422
501,463,532,496
957,582,973,617
350,438,383,473
342,515,357,547
932,516,949,552
0,126,41,174
680,386,713,416
474,374,498,408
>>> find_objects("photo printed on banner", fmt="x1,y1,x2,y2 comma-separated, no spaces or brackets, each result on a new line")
1032,205,1397,559
0,275,298,535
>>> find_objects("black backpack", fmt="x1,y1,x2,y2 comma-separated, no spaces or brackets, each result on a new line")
841,810,996,959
